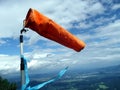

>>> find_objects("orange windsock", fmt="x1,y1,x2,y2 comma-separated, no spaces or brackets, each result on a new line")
24,8,85,52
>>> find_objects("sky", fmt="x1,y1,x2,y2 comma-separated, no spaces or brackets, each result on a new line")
0,0,120,77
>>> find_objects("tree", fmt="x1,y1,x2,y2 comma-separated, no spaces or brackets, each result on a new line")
0,76,17,90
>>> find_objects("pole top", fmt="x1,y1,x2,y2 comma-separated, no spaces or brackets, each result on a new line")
20,28,28,34
20,20,29,34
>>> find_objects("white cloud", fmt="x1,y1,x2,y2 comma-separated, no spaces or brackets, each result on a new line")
77,19,120,42
0,39,6,45
76,15,116,29
85,1,105,15
73,18,120,68
112,4,120,10
0,54,19,75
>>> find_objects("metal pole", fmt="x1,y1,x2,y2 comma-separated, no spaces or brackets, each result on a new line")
20,28,28,89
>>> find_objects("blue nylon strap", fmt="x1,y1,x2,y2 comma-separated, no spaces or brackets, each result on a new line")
27,67,68,90
21,56,68,90
21,56,30,90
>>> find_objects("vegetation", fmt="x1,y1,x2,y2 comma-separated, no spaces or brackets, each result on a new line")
0,76,17,90
96,82,109,90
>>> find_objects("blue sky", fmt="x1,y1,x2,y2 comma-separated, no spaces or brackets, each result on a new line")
0,0,120,76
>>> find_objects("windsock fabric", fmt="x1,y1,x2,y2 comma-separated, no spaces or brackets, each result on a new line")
24,8,85,52
21,56,68,90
